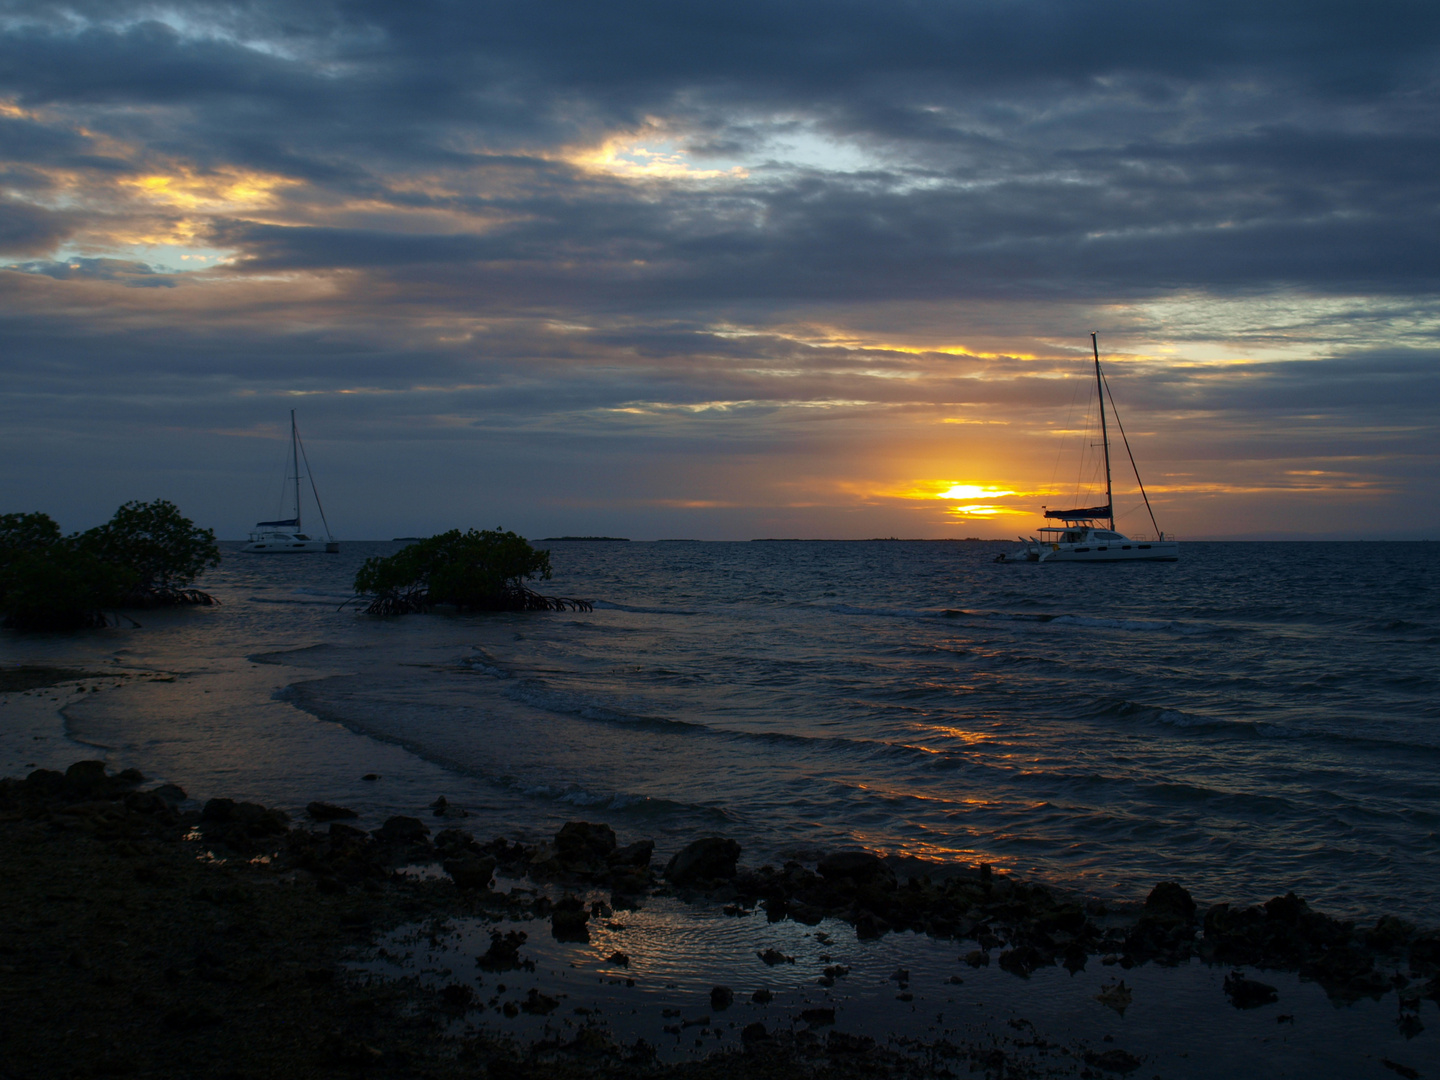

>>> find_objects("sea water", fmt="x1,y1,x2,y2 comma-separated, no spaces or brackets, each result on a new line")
4,539,1438,920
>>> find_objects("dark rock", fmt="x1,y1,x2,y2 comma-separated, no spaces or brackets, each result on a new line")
1224,970,1279,1009
751,989,773,1004
64,760,109,794
201,797,236,821
854,912,889,940
361,773,380,781
123,790,170,815
114,768,145,786
321,1033,383,1065
1265,891,1307,924
665,837,741,886
1409,932,1440,974
1144,881,1197,923
607,951,629,967
757,948,793,966
799,1007,835,1026
963,950,990,967
1083,1048,1141,1074
555,821,618,865
476,930,528,971
520,988,558,1015
23,768,65,795
1367,916,1417,953
740,1022,770,1046
999,945,1051,978
150,783,186,804
434,828,482,857
817,850,896,888
609,839,655,868
307,801,358,822
163,1005,222,1031
710,985,734,1011
443,856,496,890
551,895,591,942
827,1031,876,1054
373,815,430,845
439,983,473,1009
1382,1061,1421,1080
328,822,366,841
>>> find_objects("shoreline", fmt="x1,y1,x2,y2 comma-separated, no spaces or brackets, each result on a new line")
3,757,1437,1079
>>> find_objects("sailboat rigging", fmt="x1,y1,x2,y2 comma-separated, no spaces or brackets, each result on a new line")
242,411,339,553
997,335,1178,563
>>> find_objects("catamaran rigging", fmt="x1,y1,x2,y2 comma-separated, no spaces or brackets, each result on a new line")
243,411,339,553
998,334,1178,563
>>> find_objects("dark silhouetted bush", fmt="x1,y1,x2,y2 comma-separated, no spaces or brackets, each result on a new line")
353,529,591,614
0,502,220,631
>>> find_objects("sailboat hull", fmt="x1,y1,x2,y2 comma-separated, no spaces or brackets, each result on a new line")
997,536,1179,563
1037,540,1178,562
242,531,337,553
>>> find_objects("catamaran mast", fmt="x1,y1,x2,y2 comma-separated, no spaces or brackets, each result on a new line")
291,409,302,530
1092,333,1114,531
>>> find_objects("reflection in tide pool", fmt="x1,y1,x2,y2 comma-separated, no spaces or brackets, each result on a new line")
357,881,1437,1076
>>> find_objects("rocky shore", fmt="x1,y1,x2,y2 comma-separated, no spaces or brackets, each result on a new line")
3,757,1437,1079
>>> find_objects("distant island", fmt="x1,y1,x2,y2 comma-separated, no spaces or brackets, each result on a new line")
538,536,631,542
391,537,424,542
750,537,990,542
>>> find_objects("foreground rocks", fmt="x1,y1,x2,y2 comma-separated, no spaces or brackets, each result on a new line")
3,759,1436,1079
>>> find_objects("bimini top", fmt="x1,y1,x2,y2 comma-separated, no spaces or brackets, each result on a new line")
1044,505,1111,521
254,518,299,528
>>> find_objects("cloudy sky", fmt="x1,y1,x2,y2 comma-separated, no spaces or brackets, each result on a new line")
2,1,1437,540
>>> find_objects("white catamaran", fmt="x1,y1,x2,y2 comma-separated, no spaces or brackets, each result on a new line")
243,410,339,553
998,335,1178,563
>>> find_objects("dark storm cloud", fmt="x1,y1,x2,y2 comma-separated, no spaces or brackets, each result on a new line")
0,197,75,253
1,0,1437,302
0,0,1437,537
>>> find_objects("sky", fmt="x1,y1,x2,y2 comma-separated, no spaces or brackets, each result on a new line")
1,1,1437,541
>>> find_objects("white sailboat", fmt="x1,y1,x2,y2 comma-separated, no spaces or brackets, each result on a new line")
242,410,339,554
998,335,1178,563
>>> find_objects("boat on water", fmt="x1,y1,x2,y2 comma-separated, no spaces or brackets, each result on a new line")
243,411,339,554
997,335,1178,563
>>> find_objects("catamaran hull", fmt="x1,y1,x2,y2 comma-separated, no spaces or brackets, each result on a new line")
998,541,1178,563
242,540,339,553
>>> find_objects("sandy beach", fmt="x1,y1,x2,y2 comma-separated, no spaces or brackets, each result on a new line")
3,667,1437,1080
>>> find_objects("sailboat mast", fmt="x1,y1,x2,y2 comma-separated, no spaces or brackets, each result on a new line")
291,409,302,530
1092,333,1114,531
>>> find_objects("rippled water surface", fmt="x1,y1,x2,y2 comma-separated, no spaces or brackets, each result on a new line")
7,540,1438,919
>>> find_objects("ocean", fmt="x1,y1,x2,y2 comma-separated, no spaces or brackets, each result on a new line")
5,539,1438,920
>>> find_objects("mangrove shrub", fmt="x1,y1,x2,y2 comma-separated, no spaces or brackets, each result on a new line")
353,528,591,614
0,501,220,631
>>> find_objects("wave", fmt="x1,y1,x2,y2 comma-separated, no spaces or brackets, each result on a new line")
1048,614,1216,635
502,679,707,733
460,656,511,679
248,643,346,665
246,595,341,606
501,779,730,821
592,600,702,616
